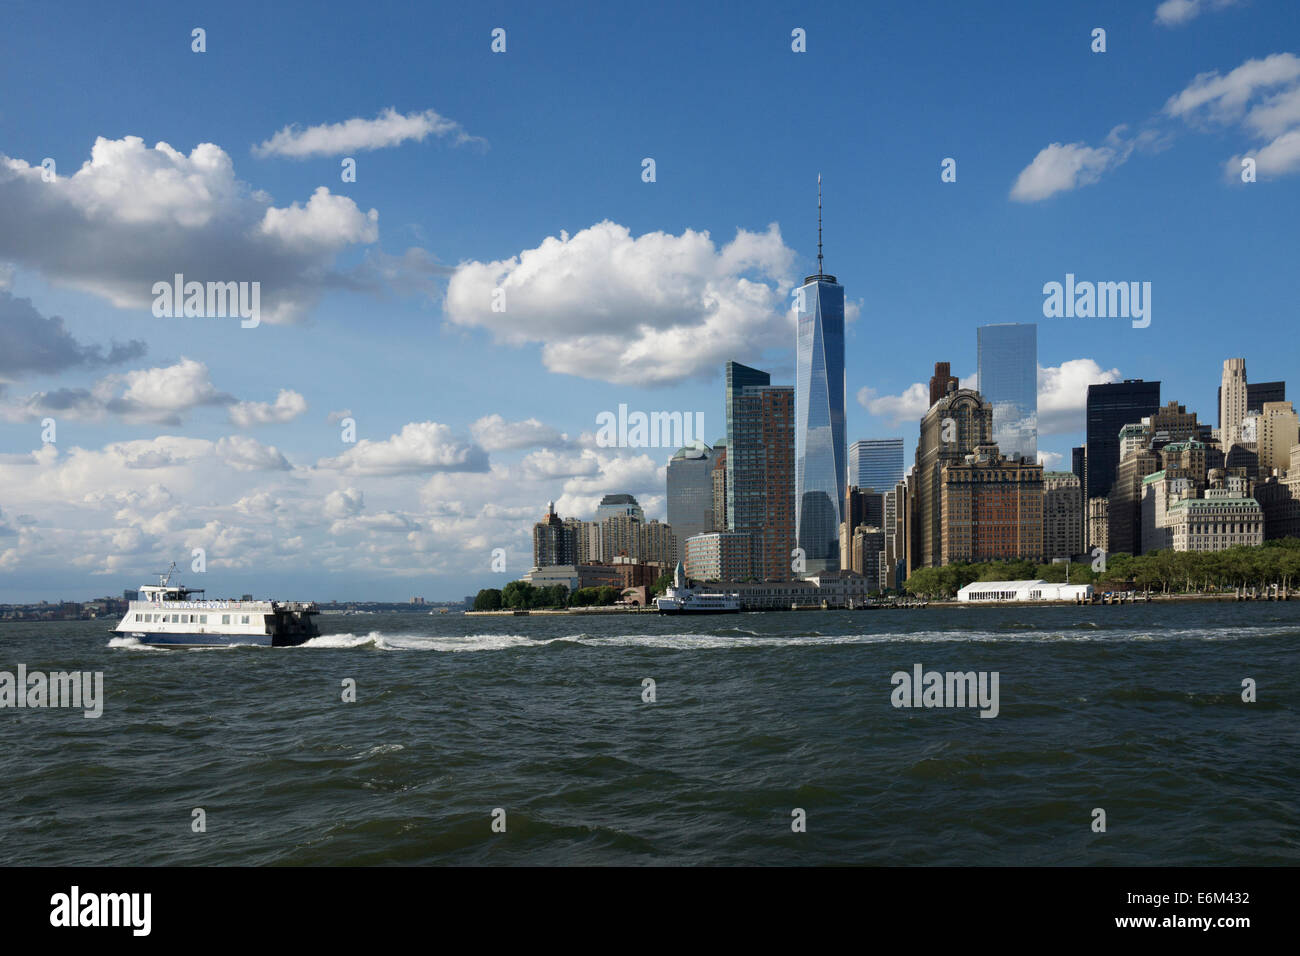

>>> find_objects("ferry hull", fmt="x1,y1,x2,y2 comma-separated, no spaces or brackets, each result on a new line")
117,631,312,648
657,607,740,615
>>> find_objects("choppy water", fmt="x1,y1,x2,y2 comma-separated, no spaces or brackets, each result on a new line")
2,603,1297,865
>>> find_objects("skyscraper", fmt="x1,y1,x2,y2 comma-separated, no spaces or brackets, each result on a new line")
1220,358,1248,452
1084,379,1160,548
977,323,1038,463
726,360,795,581
594,493,644,523
849,438,905,493
794,176,847,572
666,441,715,563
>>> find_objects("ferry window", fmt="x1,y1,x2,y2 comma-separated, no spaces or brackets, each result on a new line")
241,615,250,625
200,615,207,624
222,614,230,625
135,614,140,622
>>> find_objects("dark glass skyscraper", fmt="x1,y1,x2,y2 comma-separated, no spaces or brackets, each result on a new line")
1084,379,1160,547
977,323,1037,463
795,178,846,572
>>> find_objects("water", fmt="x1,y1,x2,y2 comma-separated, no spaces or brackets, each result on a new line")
2,603,1297,866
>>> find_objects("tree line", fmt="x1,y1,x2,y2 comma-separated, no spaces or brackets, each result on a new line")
473,572,676,611
902,538,1300,598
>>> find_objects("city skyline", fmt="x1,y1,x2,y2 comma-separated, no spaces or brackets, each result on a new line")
3,0,1299,601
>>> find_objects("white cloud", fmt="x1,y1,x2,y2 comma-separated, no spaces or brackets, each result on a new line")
1037,450,1064,469
1226,129,1300,179
856,382,931,426
0,136,381,324
323,488,364,519
443,220,796,385
1010,142,1121,202
215,435,291,472
315,421,488,476
229,389,308,426
1037,359,1122,435
470,414,567,451
1164,53,1300,123
0,357,233,425
253,107,483,158
1155,0,1242,27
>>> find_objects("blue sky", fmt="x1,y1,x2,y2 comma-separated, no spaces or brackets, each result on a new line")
1,0,1297,601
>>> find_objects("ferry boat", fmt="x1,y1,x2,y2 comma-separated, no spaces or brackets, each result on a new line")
112,564,320,647
654,562,740,615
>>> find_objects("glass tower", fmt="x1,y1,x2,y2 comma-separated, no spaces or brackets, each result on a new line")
977,323,1038,463
849,438,905,492
795,177,846,571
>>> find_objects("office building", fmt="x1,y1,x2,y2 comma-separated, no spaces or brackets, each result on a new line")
849,438,905,493
666,441,716,562
1085,379,1160,546
794,179,847,573
977,323,1038,462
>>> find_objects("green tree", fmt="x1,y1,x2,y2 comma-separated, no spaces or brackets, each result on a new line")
473,588,502,611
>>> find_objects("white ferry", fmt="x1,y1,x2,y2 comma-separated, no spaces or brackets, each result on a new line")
655,562,740,615
112,564,320,647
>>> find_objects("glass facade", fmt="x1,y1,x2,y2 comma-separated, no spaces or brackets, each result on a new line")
848,438,904,493
1084,379,1161,547
977,323,1038,464
666,443,715,564
795,276,846,569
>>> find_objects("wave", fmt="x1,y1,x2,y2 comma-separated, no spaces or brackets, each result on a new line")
287,624,1283,652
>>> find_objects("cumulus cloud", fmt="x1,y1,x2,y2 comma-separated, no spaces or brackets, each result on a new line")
215,435,291,471
0,357,233,425
1155,0,1243,27
1037,359,1122,435
229,389,308,427
1163,54,1300,182
470,413,568,451
1010,142,1123,202
1037,450,1065,470
0,292,146,381
856,382,932,426
252,107,484,158
857,359,1119,436
315,421,489,476
443,220,797,385
0,136,380,324
1013,52,1300,196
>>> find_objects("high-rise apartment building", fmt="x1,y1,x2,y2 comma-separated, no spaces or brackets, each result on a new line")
1042,471,1082,560
725,361,796,581
533,502,577,567
1258,401,1299,473
940,445,1044,564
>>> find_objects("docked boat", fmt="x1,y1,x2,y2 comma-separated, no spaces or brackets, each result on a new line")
654,562,740,614
112,564,320,647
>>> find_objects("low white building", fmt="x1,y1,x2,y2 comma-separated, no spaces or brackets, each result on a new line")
957,579,1094,603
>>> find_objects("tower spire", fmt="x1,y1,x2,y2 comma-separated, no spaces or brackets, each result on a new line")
817,173,823,276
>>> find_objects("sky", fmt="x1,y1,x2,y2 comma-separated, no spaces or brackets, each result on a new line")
1,0,1297,602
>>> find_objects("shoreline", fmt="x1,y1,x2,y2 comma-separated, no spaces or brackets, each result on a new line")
466,592,1295,616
